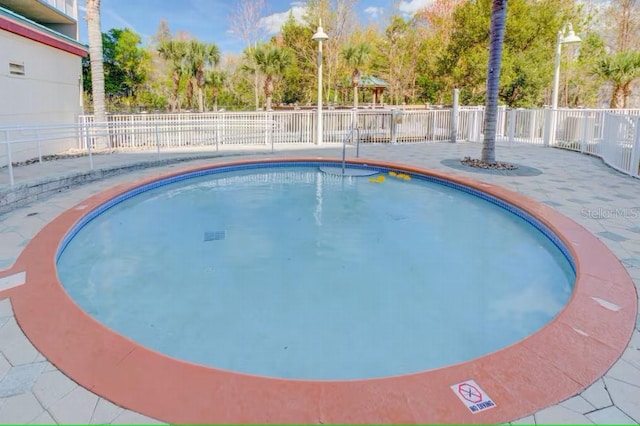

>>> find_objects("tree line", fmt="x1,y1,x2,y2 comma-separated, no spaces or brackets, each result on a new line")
82,0,640,113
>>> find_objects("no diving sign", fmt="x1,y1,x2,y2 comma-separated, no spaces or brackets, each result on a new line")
451,380,496,413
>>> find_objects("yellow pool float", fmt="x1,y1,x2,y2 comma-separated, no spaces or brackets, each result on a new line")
393,173,411,180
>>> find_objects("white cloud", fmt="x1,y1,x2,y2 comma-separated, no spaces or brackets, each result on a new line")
259,3,306,34
364,6,384,19
398,0,435,16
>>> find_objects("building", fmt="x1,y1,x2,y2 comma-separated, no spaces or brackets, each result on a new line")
0,0,87,164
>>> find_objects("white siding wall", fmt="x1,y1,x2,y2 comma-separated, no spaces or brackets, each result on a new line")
0,28,83,164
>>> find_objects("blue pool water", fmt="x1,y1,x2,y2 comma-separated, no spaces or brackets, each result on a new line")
57,164,575,380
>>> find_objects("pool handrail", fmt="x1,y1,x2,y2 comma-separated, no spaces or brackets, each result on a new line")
341,125,360,175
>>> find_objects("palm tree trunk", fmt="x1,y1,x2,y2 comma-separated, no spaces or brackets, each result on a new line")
86,0,108,149
621,82,633,108
610,85,623,108
265,76,273,111
212,87,219,112
197,87,204,112
196,69,205,112
252,44,260,111
254,71,260,111
186,79,195,110
481,0,508,163
172,71,180,112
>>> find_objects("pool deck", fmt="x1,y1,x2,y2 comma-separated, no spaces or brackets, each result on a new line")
0,142,639,424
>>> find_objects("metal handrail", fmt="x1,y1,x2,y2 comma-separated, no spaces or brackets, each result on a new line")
341,125,360,175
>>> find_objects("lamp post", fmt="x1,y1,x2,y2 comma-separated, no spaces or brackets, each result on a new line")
551,23,582,109
545,23,581,146
312,21,328,145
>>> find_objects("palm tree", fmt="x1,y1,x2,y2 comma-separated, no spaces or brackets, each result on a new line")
85,0,108,148
249,44,261,110
157,40,187,111
341,43,371,109
621,53,640,107
206,70,227,111
251,44,292,111
592,51,640,108
185,41,220,112
481,0,508,164
240,53,260,109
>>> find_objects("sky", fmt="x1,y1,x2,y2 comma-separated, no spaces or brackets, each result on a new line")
77,0,435,54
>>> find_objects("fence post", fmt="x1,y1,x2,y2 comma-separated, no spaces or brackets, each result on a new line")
4,130,14,187
351,108,358,132
390,109,397,144
154,121,160,159
36,128,42,163
264,111,270,145
542,107,552,147
602,113,611,162
451,89,459,143
130,115,136,148
84,121,94,170
473,108,482,142
497,106,506,138
631,117,640,178
270,111,275,153
528,109,537,142
432,111,438,140
507,108,516,147
77,116,84,149
80,117,87,149
580,111,590,153
213,114,218,150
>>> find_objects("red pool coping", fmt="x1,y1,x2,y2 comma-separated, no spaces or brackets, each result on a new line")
0,157,637,424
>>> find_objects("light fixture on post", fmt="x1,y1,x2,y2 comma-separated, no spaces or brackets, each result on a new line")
551,23,582,109
545,22,581,146
312,20,329,145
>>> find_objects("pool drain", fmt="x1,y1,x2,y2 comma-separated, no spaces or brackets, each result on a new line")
204,231,226,242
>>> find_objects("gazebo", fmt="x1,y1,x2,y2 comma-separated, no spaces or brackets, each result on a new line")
337,75,389,107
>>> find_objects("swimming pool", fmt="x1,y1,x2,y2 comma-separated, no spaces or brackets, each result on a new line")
57,162,575,380
8,158,636,424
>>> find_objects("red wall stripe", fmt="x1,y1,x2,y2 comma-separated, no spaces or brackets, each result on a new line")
0,15,87,57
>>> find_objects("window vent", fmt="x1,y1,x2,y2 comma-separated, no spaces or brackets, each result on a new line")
9,62,25,76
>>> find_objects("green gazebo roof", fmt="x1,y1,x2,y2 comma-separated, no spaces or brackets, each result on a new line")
338,75,389,88
359,75,389,87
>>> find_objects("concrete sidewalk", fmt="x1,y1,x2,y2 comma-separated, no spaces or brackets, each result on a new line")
0,142,639,424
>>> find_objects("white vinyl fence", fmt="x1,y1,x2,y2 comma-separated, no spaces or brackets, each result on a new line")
2,107,640,186
75,109,482,150
601,113,640,177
